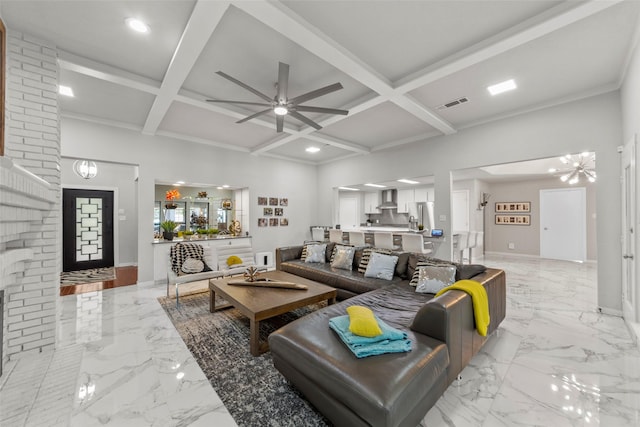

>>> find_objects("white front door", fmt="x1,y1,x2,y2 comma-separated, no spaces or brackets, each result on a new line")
622,138,638,322
540,188,586,262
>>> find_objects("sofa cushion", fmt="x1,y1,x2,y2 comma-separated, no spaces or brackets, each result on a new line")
330,245,355,270
408,254,486,283
364,252,398,280
305,243,327,263
170,242,205,274
414,265,456,294
358,247,410,278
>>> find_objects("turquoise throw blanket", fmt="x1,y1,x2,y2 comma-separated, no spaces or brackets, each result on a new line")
329,315,412,358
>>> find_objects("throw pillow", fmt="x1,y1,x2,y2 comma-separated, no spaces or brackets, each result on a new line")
227,255,243,267
346,305,382,337
409,257,457,286
457,264,487,280
364,251,399,281
305,243,327,263
358,247,394,273
181,257,204,274
330,245,355,270
414,265,456,294
170,243,204,274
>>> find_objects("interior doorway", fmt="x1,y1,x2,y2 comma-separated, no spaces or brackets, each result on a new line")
339,196,359,229
62,188,114,272
539,187,586,262
621,138,638,323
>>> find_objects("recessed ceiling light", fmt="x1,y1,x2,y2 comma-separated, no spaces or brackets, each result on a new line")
176,181,185,184
305,147,320,153
217,187,223,190
364,183,386,188
487,79,516,96
397,179,419,184
222,185,230,188
126,18,150,33
338,186,359,191
59,85,74,97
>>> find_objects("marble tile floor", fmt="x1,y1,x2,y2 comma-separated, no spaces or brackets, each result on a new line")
1,255,639,426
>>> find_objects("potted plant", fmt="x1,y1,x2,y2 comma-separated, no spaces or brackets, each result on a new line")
196,229,208,239
165,189,181,209
183,230,194,241
207,228,219,238
161,220,177,241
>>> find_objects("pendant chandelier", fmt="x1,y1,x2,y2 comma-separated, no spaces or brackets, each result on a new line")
550,153,596,185
73,160,98,179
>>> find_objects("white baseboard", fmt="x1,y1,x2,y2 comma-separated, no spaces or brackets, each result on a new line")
484,251,597,264
117,262,137,267
598,306,622,317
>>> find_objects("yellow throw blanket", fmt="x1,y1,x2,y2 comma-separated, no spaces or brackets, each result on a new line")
436,279,490,336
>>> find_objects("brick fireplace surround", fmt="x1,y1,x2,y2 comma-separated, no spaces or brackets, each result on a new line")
0,30,60,374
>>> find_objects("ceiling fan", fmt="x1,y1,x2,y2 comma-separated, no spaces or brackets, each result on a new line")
207,62,349,133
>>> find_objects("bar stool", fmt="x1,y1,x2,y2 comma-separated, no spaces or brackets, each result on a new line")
373,232,400,250
469,231,483,263
311,227,326,242
401,234,433,255
454,231,469,263
465,231,478,264
348,231,366,246
329,229,345,244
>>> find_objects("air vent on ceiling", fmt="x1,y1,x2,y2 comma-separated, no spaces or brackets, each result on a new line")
437,97,469,110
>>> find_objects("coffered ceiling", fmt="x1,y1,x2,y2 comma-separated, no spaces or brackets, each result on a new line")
2,1,638,165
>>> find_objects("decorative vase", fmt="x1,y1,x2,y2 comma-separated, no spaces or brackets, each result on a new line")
165,203,177,209
163,231,174,241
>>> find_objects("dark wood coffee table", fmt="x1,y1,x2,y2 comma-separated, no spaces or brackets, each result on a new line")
209,270,337,356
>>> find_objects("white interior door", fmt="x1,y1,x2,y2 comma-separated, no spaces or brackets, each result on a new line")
339,196,358,229
452,190,469,232
540,188,586,261
622,138,638,322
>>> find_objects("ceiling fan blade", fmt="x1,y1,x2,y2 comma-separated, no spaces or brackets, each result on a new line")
216,71,272,103
236,109,272,124
289,82,343,105
289,111,322,130
277,62,289,103
276,114,284,133
294,105,349,115
206,100,271,107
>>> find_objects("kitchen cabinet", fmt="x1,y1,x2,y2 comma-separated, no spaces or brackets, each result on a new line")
364,192,380,214
414,187,429,203
397,189,414,213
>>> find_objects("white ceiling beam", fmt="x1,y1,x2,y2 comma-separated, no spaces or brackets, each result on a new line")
304,133,370,154
142,1,231,135
234,1,454,135
155,129,251,153
233,1,393,96
395,0,624,94
58,50,160,95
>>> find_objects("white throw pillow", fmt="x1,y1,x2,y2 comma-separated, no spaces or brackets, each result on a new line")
305,243,327,263
415,265,456,294
181,257,205,274
363,251,398,280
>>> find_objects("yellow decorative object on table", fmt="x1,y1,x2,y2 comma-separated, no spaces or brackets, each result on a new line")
227,255,242,267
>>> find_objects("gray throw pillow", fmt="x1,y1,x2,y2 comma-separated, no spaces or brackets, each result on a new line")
364,251,398,281
330,245,355,270
305,243,327,263
414,265,456,294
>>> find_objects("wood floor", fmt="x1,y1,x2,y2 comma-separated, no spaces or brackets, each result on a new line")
59,266,138,296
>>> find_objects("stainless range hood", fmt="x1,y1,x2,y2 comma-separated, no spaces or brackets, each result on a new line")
377,189,397,209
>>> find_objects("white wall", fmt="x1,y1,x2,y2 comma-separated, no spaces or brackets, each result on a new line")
318,92,622,311
61,118,318,283
61,158,138,266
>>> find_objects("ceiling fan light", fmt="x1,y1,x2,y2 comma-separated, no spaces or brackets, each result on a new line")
274,106,288,116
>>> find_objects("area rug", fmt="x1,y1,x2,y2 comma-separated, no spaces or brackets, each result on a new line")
60,266,116,285
157,292,331,427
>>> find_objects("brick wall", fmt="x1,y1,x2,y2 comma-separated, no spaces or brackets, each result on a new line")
0,30,60,366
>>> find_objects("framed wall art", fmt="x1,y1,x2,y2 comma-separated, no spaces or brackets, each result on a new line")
495,202,530,213
495,214,530,225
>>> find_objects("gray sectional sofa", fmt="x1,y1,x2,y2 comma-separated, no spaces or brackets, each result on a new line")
269,243,506,427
